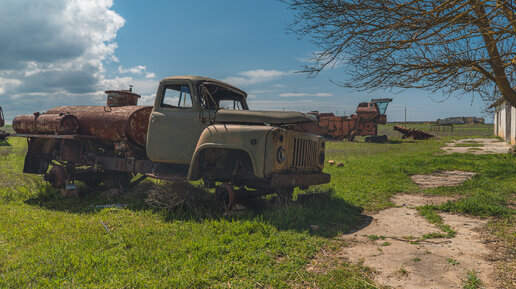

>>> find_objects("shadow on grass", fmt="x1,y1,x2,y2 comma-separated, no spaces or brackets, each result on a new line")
25,181,370,238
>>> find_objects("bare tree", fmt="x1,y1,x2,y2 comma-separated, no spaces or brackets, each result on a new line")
285,0,516,106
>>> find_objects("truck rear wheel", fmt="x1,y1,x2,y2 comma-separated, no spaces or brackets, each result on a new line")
102,172,132,189
77,173,102,188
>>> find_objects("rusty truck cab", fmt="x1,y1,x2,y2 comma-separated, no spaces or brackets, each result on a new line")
146,76,248,164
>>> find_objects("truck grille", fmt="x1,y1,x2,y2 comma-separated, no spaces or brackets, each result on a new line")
291,137,318,168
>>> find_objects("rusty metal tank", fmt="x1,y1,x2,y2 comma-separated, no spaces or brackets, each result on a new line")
44,106,153,146
13,113,80,135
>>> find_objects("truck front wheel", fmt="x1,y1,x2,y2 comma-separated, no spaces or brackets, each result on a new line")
274,188,294,205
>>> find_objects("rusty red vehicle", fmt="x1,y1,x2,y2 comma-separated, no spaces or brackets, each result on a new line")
299,98,392,142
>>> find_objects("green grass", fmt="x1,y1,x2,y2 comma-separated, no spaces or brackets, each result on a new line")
446,258,460,266
462,270,483,289
378,123,494,139
453,143,484,147
365,235,385,241
0,127,514,287
417,205,456,238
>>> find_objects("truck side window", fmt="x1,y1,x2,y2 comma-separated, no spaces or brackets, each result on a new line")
162,84,192,108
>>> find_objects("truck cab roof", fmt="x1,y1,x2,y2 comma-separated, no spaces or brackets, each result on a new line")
161,76,247,98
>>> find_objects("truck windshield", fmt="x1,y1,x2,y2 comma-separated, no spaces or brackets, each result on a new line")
200,83,248,110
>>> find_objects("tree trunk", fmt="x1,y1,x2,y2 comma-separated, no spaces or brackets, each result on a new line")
470,0,516,107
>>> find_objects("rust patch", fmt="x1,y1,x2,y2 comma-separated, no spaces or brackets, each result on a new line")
44,105,152,146
13,113,79,135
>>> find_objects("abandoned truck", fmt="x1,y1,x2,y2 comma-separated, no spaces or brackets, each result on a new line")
12,76,330,208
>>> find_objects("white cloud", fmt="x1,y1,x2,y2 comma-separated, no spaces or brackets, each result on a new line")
280,93,308,97
296,51,346,70
247,99,316,111
279,92,334,97
0,0,158,121
222,69,292,86
0,77,22,95
118,65,147,74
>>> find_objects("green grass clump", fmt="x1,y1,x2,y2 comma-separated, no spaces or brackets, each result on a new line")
417,205,456,238
454,143,484,147
439,197,515,217
380,241,391,247
462,270,483,289
366,235,386,241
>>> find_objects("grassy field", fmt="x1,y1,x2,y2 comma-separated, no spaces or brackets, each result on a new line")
0,124,514,288
378,122,494,139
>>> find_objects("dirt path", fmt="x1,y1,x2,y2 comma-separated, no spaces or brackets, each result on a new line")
340,194,494,288
441,138,512,154
320,172,500,288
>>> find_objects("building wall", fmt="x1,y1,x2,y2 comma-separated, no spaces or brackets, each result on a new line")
494,101,516,145
512,106,516,145
494,108,498,136
496,105,506,140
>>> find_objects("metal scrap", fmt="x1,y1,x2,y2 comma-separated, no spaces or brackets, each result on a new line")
393,125,434,140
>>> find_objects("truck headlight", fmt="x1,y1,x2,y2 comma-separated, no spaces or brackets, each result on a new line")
277,147,286,163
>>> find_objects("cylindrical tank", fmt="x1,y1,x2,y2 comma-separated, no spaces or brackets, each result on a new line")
45,106,153,146
13,113,80,135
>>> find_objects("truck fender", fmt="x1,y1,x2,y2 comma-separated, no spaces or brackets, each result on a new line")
187,143,258,181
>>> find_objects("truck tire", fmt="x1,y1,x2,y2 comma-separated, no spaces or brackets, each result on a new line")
77,173,102,188
275,188,294,205
103,172,132,189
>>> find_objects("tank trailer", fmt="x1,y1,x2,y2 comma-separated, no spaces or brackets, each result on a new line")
12,76,330,208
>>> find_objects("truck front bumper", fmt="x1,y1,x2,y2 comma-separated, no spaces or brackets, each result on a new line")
270,172,331,188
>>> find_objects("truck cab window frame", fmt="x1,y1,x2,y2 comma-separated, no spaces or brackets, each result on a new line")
161,84,193,109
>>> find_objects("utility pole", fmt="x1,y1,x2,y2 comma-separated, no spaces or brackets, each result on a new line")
404,107,407,127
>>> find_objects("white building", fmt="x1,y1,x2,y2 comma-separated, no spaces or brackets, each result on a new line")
491,97,516,145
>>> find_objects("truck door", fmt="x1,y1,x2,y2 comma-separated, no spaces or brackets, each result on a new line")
146,81,207,164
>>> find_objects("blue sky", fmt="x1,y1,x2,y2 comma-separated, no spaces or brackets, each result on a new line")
0,0,491,122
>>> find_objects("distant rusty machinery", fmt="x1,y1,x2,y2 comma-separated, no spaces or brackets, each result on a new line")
299,98,392,141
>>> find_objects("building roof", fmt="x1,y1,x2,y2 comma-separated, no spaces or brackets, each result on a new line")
489,97,506,109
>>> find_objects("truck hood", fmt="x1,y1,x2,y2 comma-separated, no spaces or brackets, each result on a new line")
215,109,316,125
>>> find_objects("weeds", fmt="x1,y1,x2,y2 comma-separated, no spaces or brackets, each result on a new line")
417,205,456,238
397,266,408,276
380,241,391,247
366,234,386,241
462,270,483,289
